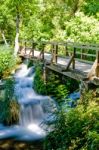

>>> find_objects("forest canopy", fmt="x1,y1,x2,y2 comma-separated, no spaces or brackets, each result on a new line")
0,0,99,43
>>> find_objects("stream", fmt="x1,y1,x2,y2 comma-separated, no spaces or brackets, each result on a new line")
0,62,57,141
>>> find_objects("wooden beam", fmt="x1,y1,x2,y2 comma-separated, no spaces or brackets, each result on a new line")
46,65,86,81
96,50,99,63
29,42,37,57
72,47,76,69
24,41,26,54
81,49,83,59
87,59,97,79
38,43,45,60
31,42,35,57
65,55,74,71
42,43,45,60
51,44,55,64
62,47,76,71
54,44,58,64
65,44,68,56
95,51,99,77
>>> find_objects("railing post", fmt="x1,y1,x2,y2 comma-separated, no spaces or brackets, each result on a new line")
96,50,99,63
51,43,58,64
38,43,45,60
65,43,68,56
42,43,45,60
72,47,76,69
29,41,36,57
32,42,35,57
51,44,54,64
54,44,58,64
24,41,26,54
81,49,83,59
96,50,99,77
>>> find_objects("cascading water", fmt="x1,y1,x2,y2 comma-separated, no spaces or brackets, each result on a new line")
0,62,57,141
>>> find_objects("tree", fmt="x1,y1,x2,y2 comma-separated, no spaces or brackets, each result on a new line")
1,0,34,56
0,0,12,45
7,0,31,56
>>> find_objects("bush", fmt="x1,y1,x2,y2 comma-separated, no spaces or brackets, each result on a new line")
0,46,16,79
44,91,99,150
0,98,19,125
33,64,47,95
64,12,99,43
33,65,78,103
0,78,20,125
51,12,99,44
27,59,34,68
46,73,69,102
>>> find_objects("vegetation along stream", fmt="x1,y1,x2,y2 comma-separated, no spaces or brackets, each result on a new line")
0,58,98,150
0,61,57,141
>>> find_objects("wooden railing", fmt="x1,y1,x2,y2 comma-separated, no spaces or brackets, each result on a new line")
19,40,99,77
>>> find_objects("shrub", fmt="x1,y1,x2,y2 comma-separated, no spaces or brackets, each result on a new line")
46,73,69,102
64,12,99,43
33,64,47,95
0,46,16,79
27,59,34,68
33,65,78,103
0,98,19,125
0,78,20,125
44,91,99,150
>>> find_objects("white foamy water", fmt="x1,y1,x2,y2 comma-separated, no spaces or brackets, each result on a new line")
0,62,57,141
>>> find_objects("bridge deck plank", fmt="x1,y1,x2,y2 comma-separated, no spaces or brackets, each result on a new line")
33,50,92,73
46,64,87,80
19,49,92,74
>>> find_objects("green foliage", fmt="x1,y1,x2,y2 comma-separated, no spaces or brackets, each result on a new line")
87,131,99,150
33,63,47,95
55,84,68,100
46,73,60,95
34,65,69,101
0,98,19,125
0,46,16,78
33,64,79,103
44,91,99,150
80,90,94,111
0,78,19,125
1,0,99,45
33,65,79,105
64,12,99,43
46,73,69,102
63,78,79,93
27,59,34,68
82,0,99,17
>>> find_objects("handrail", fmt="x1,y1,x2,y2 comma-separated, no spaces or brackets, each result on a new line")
19,40,99,77
19,40,99,59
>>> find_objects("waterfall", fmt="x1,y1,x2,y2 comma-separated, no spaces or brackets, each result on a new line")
0,62,57,141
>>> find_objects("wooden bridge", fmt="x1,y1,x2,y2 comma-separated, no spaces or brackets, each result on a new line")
18,40,99,86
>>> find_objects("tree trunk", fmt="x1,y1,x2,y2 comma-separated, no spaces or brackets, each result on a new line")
0,30,8,46
14,7,20,57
